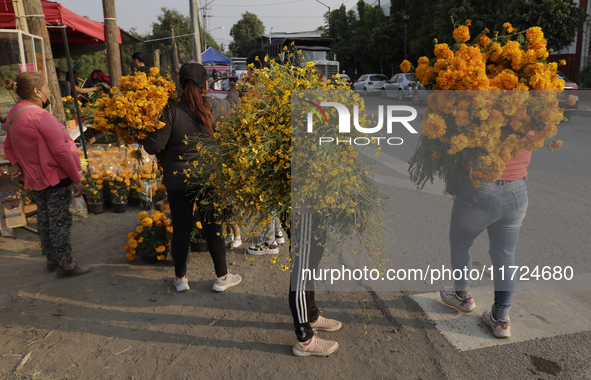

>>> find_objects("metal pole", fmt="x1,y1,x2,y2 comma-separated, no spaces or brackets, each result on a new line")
354,37,357,75
379,0,382,74
61,27,88,160
404,22,408,60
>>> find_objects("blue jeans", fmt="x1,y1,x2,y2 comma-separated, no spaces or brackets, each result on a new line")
449,178,528,320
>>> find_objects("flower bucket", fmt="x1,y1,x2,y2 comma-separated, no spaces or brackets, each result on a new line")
87,201,105,215
112,202,127,213
190,240,208,252
128,197,141,207
140,254,159,264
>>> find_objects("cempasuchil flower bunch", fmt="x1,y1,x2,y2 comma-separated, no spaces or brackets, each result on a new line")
125,209,172,262
92,68,176,144
186,53,385,271
404,21,565,193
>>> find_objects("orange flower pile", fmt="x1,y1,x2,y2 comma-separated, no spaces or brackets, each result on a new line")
92,68,176,144
125,209,172,262
406,21,565,189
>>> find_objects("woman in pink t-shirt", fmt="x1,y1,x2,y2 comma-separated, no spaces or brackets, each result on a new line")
4,72,91,278
439,153,530,338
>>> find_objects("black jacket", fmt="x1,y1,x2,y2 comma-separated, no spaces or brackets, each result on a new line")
143,89,240,190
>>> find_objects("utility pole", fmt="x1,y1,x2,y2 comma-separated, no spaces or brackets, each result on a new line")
190,0,202,63
22,0,66,124
172,28,180,68
379,0,382,74
102,0,122,86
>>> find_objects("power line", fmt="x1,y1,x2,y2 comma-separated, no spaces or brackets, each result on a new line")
215,0,303,7
209,15,323,18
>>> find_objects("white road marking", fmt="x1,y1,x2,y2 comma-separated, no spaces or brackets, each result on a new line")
411,289,591,351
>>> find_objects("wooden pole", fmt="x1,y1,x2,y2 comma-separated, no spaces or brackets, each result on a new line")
13,0,29,33
102,0,122,87
153,49,161,71
22,0,66,125
190,0,202,63
171,28,180,67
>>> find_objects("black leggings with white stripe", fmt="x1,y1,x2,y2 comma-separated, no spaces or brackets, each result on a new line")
287,213,326,342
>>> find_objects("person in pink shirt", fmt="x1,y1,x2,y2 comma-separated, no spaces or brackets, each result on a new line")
4,72,91,278
440,153,531,338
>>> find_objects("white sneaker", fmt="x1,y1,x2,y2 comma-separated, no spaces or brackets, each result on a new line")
231,235,243,248
173,276,190,292
247,241,279,255
212,272,242,292
292,333,339,357
275,230,285,245
224,233,234,246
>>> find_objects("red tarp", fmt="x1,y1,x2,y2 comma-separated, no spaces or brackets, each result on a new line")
0,0,139,57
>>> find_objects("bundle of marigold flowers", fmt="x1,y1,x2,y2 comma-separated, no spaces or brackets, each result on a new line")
92,68,177,144
403,21,565,194
125,210,172,262
186,53,385,270
82,172,103,203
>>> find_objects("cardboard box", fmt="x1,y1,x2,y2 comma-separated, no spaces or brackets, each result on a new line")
0,175,25,229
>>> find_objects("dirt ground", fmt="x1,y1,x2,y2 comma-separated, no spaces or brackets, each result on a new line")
0,204,452,380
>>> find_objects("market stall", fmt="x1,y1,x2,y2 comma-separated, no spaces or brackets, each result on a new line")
0,0,140,58
201,47,231,74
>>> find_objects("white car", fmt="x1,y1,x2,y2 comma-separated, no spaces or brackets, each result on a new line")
383,73,426,104
352,74,389,96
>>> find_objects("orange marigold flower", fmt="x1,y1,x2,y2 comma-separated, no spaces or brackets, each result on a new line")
551,140,563,149
400,60,411,73
422,114,447,139
465,19,472,26
126,253,136,261
568,95,576,106
142,217,153,227
453,25,470,43
472,180,481,188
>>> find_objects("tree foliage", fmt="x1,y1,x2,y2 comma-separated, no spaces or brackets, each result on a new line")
325,0,587,81
229,12,265,57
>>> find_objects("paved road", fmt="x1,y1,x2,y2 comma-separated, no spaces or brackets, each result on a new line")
315,93,591,378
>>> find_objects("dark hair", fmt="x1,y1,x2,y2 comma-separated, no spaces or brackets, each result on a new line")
180,81,213,135
132,52,145,63
246,50,270,69
4,72,45,100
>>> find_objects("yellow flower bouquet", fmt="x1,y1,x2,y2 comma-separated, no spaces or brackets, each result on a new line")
405,21,565,194
186,53,385,270
125,210,172,263
91,68,177,144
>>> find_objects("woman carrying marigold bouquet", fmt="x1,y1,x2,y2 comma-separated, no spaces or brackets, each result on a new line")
143,62,242,293
405,21,565,338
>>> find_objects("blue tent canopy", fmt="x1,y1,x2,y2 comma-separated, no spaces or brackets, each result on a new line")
201,47,231,66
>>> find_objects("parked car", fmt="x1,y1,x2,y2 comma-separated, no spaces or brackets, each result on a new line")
352,74,388,96
208,76,239,99
383,73,426,104
558,71,578,121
